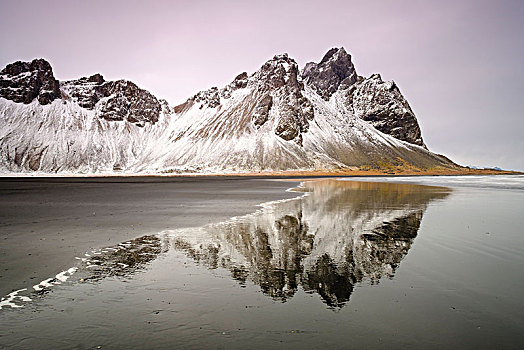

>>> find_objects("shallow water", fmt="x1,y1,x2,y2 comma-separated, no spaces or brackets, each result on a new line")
1,176,523,349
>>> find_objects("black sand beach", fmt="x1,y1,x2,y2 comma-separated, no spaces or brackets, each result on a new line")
0,177,299,297
1,175,523,349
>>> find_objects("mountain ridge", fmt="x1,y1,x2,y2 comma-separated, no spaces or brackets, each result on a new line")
0,48,459,174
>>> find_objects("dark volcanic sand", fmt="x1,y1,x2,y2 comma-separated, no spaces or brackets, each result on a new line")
0,177,299,296
1,175,523,349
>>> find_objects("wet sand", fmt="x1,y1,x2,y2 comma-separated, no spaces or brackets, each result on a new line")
1,175,523,349
0,177,300,297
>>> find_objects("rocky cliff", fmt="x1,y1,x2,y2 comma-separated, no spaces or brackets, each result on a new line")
345,73,425,147
302,48,424,147
302,47,358,100
61,74,165,126
0,59,60,105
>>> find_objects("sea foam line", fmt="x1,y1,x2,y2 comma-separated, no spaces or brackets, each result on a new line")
1,265,80,309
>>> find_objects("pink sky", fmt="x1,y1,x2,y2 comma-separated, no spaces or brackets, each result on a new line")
1,0,523,170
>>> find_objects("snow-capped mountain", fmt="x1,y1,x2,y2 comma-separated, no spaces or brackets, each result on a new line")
0,48,457,174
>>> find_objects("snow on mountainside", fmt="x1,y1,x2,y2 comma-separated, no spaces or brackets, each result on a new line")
0,48,457,174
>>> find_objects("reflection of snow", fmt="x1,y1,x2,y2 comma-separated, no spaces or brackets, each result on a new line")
0,180,450,311
166,179,450,307
0,235,166,310
0,289,32,309
32,267,78,292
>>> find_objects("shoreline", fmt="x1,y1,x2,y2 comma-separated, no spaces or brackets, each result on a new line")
0,168,521,179
0,178,301,297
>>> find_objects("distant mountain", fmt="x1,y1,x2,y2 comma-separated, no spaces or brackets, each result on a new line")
0,48,457,174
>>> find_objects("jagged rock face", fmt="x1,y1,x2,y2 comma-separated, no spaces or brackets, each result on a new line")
62,75,162,125
175,53,314,144
0,51,456,174
60,74,106,109
302,47,358,100
0,59,60,105
252,94,273,127
0,58,162,126
172,49,424,148
254,54,314,143
302,47,425,148
347,74,425,147
174,72,250,113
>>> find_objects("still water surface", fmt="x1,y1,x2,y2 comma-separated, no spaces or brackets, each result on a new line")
0,176,523,349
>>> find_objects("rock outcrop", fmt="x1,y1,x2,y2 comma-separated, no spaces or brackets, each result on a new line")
61,74,162,126
252,94,273,128
255,54,314,143
302,47,358,100
0,59,163,126
174,53,315,144
0,59,60,105
345,74,425,147
302,48,425,148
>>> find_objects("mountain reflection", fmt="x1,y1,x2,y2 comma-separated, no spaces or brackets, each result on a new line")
75,235,169,283
168,180,450,308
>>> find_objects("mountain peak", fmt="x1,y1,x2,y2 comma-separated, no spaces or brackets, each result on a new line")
60,75,162,125
87,73,105,84
272,53,290,60
349,73,425,147
302,47,358,100
319,47,348,64
256,53,300,90
0,58,60,105
0,49,453,173
2,58,53,75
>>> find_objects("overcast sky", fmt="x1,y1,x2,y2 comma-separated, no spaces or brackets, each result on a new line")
1,0,523,170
